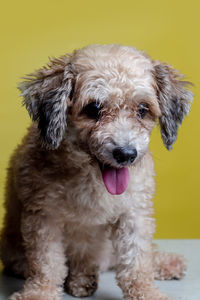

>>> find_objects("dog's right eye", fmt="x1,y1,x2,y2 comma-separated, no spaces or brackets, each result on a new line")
82,102,101,119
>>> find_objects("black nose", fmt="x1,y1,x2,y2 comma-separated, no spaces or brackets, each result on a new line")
113,147,137,164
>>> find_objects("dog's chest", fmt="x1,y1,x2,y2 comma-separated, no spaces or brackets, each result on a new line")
55,162,153,227
53,167,128,226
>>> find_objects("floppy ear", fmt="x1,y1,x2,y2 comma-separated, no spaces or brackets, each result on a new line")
153,62,193,150
18,56,74,149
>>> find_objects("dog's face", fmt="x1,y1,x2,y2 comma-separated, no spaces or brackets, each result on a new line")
19,45,193,195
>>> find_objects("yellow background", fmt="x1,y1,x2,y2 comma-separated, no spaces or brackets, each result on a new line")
0,0,199,238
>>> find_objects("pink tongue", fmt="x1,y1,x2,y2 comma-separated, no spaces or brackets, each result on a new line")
102,167,130,195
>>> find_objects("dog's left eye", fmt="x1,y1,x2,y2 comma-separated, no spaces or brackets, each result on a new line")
137,103,149,119
82,102,101,119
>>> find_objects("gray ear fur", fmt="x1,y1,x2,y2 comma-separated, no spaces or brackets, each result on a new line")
19,58,74,149
153,62,193,149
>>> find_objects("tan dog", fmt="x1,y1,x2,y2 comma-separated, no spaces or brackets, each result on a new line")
0,44,193,300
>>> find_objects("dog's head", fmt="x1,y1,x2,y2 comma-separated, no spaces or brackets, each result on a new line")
19,45,193,195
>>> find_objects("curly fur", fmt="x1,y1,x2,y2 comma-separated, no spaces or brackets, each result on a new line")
0,44,192,300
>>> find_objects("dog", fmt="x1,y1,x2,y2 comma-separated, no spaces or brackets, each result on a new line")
0,44,193,300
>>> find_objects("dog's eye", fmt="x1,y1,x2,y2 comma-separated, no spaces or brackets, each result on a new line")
83,102,101,119
137,103,149,119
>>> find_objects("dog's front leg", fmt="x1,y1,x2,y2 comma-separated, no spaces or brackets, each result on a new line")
9,211,67,300
112,212,169,300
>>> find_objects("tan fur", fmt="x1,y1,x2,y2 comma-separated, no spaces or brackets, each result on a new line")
0,45,192,300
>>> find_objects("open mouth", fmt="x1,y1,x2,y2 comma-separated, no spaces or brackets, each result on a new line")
98,161,130,195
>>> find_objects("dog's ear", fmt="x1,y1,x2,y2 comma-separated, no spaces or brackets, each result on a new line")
153,61,193,150
19,57,74,149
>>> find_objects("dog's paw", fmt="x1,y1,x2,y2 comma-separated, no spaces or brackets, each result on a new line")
8,290,61,300
65,273,98,297
124,288,170,300
124,292,170,300
8,292,23,300
8,292,39,300
153,251,186,280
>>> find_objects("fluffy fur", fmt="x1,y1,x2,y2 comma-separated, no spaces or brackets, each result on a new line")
0,44,192,300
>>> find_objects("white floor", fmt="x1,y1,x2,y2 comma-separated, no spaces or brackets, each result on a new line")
0,240,199,300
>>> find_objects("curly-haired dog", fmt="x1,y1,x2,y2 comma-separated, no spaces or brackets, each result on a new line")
0,44,193,300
